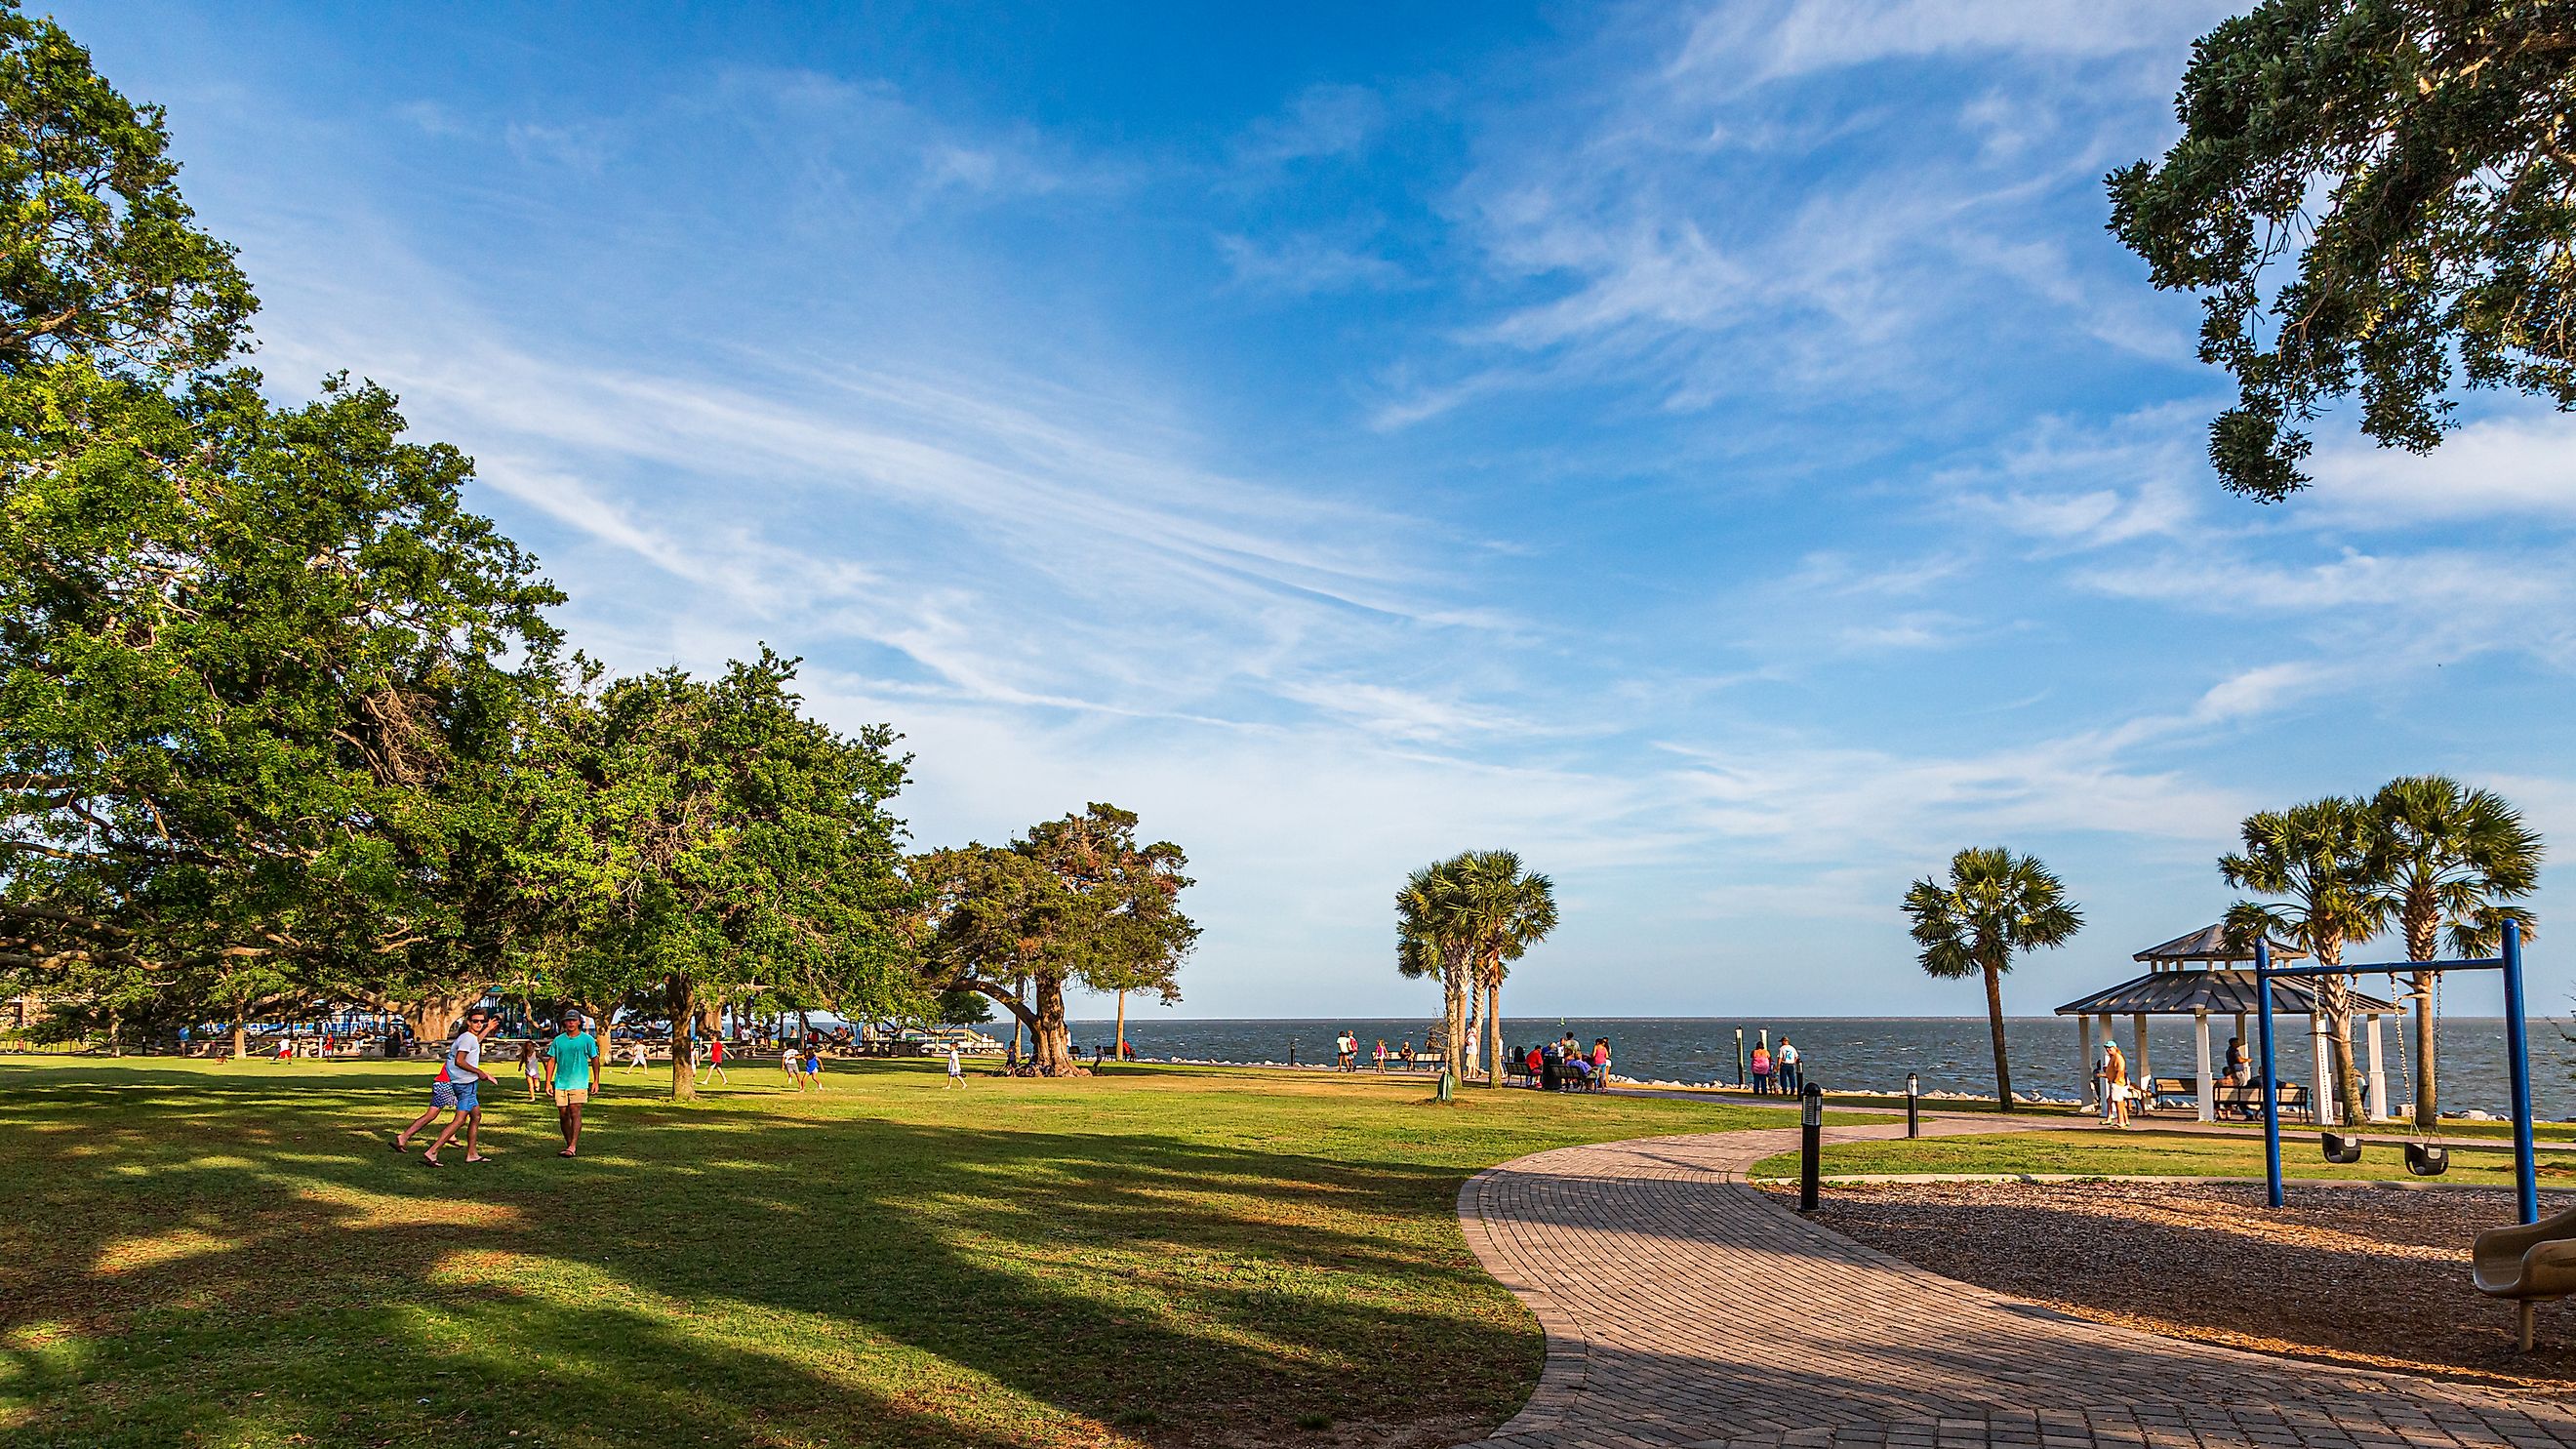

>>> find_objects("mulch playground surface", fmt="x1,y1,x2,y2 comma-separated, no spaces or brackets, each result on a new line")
1783,1180,2576,1391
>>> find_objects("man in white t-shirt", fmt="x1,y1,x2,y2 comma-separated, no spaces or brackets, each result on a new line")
392,1009,500,1165
946,1044,964,1088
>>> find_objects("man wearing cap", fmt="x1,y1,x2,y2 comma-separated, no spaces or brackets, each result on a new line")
546,1011,603,1157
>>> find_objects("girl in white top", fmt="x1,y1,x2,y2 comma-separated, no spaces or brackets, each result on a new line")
946,1044,964,1088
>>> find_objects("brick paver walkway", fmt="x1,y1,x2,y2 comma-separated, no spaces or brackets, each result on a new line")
1458,1120,2576,1449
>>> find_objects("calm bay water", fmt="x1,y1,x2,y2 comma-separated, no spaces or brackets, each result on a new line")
1067,1015,2576,1118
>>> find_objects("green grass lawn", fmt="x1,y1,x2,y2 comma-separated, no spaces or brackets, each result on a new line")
1751,1127,2562,1185
0,1055,1777,1449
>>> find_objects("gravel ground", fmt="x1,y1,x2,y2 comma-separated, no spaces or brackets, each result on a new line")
1778,1180,2576,1391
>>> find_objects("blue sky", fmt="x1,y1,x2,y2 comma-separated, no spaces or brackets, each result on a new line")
62,1,2576,1021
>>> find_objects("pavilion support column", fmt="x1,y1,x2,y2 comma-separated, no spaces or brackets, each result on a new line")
2194,1008,2214,1123
2131,1014,2151,1098
2077,1015,2096,1107
2366,1014,2389,1121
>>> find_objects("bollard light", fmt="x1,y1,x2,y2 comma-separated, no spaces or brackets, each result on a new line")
1798,1082,1825,1211
1906,1072,1920,1139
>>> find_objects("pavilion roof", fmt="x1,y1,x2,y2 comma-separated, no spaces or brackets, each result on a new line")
2054,968,2396,1018
2134,923,2310,963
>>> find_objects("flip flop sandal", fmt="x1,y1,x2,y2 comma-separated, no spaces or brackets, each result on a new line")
557,1148,577,1157
421,1156,445,1168
463,1155,493,1164
387,1139,408,1151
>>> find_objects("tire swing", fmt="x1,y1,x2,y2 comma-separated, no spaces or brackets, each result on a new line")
2396,971,2449,1177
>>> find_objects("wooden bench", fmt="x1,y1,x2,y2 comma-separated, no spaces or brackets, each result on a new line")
2213,1080,2312,1122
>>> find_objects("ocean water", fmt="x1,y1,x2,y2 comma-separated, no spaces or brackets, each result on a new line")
1066,1015,2576,1119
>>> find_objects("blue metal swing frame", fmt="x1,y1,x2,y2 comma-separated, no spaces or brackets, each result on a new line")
2254,919,2536,1222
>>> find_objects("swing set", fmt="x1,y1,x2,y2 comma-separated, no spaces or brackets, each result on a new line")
2251,919,2536,1222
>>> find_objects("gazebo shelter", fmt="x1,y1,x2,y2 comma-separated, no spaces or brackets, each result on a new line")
2055,925,2401,1123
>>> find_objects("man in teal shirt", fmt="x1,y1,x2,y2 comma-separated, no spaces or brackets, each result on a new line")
545,1010,602,1157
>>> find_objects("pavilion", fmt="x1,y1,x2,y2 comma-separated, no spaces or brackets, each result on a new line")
2055,924,2401,1122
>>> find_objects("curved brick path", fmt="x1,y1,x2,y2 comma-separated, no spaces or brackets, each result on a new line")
1457,1119,2576,1449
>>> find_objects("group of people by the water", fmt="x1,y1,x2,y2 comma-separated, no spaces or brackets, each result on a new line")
1748,1035,1802,1095
1332,1030,1419,1071
1523,1034,1611,1091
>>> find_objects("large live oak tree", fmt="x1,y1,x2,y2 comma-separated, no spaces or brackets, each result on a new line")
2112,0,2576,500
542,654,916,1099
914,804,1195,1075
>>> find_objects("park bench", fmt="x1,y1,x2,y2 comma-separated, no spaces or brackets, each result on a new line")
2211,1080,2312,1122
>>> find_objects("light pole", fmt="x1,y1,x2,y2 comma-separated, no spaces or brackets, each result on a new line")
1907,1071,1921,1139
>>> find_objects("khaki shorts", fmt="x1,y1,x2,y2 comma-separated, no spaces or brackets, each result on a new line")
553,1087,590,1106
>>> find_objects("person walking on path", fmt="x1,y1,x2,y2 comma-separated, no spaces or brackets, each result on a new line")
546,1012,602,1157
1373,1038,1388,1072
2098,1040,2130,1128
393,1008,499,1166
1775,1037,1800,1095
946,1043,965,1088
1590,1037,1612,1090
1750,1042,1774,1095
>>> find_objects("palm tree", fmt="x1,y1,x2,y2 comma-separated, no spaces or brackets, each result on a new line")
1395,860,1474,1081
2221,796,2387,1127
2370,776,2543,1130
1903,846,2082,1112
1458,851,1557,1089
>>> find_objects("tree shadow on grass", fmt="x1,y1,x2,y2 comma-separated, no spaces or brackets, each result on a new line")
0,1063,1541,1448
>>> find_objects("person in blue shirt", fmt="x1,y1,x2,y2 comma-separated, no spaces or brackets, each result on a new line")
545,1011,602,1157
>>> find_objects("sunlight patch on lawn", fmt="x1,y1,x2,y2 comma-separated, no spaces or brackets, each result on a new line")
90,1226,237,1276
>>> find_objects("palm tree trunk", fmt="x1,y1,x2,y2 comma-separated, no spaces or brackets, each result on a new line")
1983,960,2015,1112
1442,957,1468,1084
2411,968,2437,1130
1481,978,1503,1088
2316,967,2366,1128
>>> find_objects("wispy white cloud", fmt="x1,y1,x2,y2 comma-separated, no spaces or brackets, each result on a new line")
1217,232,1409,296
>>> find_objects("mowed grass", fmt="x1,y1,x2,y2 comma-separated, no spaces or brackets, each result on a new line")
0,1056,1768,1449
1752,1126,2575,1185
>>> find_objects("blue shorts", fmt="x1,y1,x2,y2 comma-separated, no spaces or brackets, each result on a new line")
430,1079,479,1112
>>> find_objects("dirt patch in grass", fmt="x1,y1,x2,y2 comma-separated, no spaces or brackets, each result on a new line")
1776,1179,2576,1392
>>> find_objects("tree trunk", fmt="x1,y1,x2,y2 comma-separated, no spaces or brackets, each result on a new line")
667,974,698,1101
1114,988,1127,1060
404,993,464,1051
1983,960,2015,1112
1030,973,1073,1073
1482,978,1504,1088
2314,943,2366,1127
2411,969,2438,1130
230,1011,248,1061
1442,959,1468,1085
2403,899,2439,1130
